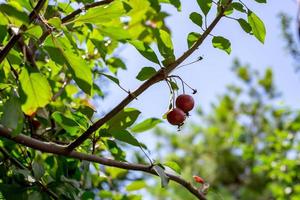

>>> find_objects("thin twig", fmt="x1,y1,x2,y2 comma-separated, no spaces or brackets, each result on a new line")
51,77,71,101
0,0,47,64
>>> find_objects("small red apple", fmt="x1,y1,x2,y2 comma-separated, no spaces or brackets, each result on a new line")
167,108,186,125
176,94,195,113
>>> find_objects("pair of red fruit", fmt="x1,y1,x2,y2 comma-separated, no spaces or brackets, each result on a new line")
167,94,195,126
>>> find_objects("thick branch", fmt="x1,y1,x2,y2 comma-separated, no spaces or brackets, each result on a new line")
0,126,206,200
0,0,47,64
66,1,233,151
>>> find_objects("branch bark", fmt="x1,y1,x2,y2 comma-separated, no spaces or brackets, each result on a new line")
66,1,233,151
0,0,47,64
0,126,206,200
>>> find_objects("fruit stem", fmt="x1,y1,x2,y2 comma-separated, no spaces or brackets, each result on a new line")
165,80,174,109
168,75,197,94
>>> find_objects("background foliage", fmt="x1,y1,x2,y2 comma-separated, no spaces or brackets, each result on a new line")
0,0,298,199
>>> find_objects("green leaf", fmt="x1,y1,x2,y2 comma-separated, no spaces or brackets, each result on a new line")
187,32,200,48
0,96,24,136
0,25,7,43
189,12,203,27
154,29,175,62
169,80,179,91
131,118,162,133
130,40,160,65
48,17,62,29
51,112,81,135
153,165,169,188
224,5,234,16
254,0,266,3
159,0,181,11
62,51,93,95
126,180,147,191
99,73,120,85
32,161,44,180
111,130,140,147
237,18,252,34
231,2,246,13
0,83,12,90
148,0,161,11
19,66,52,116
24,25,43,39
237,67,250,82
259,68,273,92
212,36,231,54
82,191,95,200
107,57,126,74
0,4,29,25
74,1,125,25
45,45,93,95
107,108,141,131
196,0,212,16
97,26,131,40
136,67,157,81
247,11,266,43
164,161,181,174
105,140,126,161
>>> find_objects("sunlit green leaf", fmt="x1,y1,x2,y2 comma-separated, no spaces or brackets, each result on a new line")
248,11,266,43
111,130,140,147
130,40,160,65
74,1,125,25
19,66,52,116
131,118,162,133
107,108,141,131
52,112,81,135
45,44,92,95
187,32,200,48
212,36,231,54
126,180,147,191
164,161,181,174
196,0,212,16
0,3,29,25
154,29,175,63
136,67,157,81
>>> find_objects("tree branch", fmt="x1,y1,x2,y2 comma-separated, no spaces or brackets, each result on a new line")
32,0,115,50
0,0,47,64
0,126,206,200
66,1,233,151
61,0,114,23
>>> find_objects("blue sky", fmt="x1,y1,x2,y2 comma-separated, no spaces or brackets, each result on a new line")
97,1,300,124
